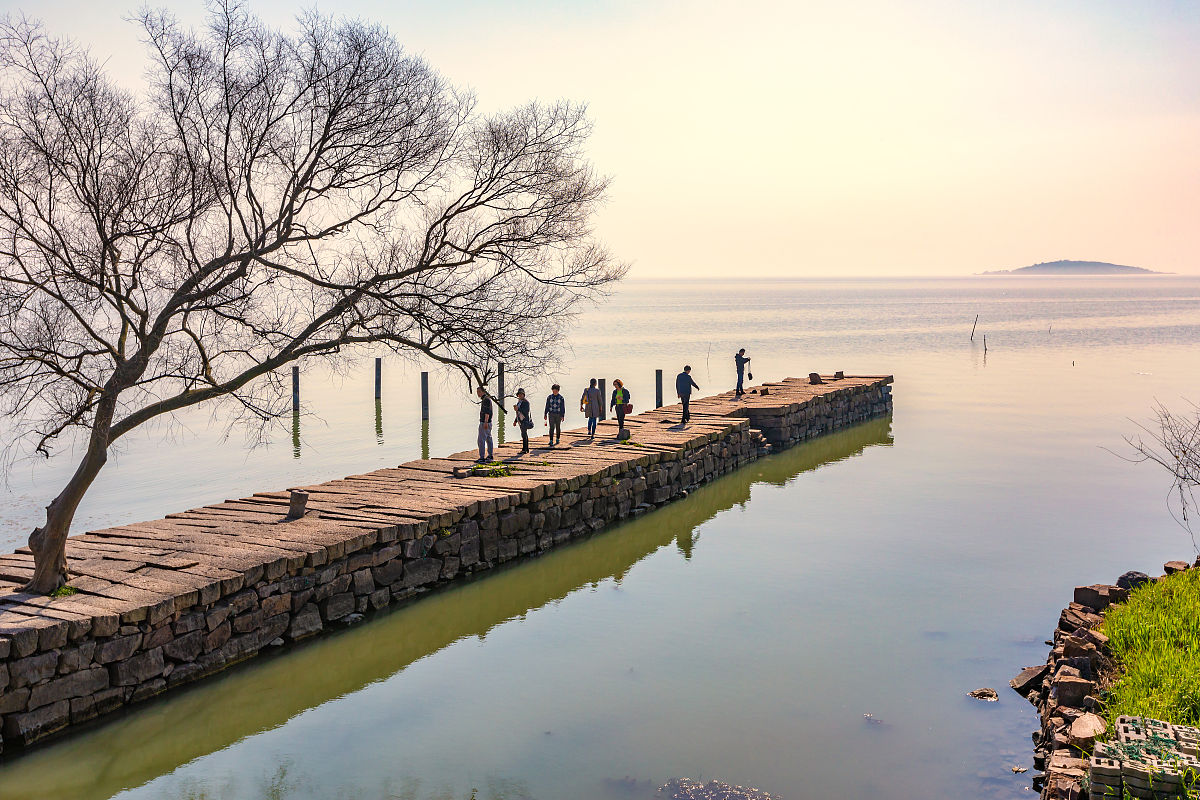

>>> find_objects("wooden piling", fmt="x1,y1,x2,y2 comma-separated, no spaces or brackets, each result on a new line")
598,378,607,420
497,363,505,403
421,371,429,421
292,365,299,412
374,357,382,399
656,369,664,408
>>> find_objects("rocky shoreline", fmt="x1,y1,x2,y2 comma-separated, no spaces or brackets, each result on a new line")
1011,557,1199,799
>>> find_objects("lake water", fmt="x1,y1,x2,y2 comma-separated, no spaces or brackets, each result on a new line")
1,276,1199,799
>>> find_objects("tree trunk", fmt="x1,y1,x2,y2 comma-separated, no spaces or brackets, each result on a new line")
24,426,111,594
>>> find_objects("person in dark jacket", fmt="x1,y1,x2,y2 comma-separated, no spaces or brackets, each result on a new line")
676,365,699,424
513,388,532,453
544,384,566,446
610,379,631,434
476,386,493,462
735,349,751,395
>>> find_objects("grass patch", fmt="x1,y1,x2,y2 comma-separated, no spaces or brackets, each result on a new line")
1101,568,1200,727
470,461,514,478
50,585,78,598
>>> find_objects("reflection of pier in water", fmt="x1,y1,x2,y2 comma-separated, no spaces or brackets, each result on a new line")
0,416,891,800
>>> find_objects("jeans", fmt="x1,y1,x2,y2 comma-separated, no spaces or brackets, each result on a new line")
736,370,745,394
548,413,563,444
477,422,493,460
587,416,598,435
615,406,626,430
680,394,690,422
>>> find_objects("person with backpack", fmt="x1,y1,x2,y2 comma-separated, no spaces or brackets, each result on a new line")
676,365,699,424
544,384,566,446
513,388,532,454
735,348,752,395
610,378,631,435
580,378,603,437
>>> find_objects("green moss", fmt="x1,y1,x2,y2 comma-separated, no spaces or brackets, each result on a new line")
470,461,514,478
1101,568,1200,727
50,585,78,598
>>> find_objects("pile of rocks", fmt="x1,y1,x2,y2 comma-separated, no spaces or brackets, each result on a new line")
657,778,783,800
1089,717,1200,798
1011,558,1199,800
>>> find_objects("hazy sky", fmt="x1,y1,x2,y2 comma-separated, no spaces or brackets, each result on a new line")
9,0,1200,276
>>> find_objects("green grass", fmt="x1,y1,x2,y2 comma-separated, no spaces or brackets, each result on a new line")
1101,567,1200,728
49,585,78,598
470,461,514,478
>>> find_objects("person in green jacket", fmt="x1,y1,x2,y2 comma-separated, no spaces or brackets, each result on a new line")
609,378,631,434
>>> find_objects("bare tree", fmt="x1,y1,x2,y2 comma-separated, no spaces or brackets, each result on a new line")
1124,400,1200,551
0,3,625,593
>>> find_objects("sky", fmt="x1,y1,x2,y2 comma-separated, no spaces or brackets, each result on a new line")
8,0,1200,277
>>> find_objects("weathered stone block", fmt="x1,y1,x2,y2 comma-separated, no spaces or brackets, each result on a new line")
0,687,30,714
320,592,354,621
128,677,167,703
402,558,441,588
3,698,69,744
352,568,374,596
260,613,289,644
441,557,460,579
174,613,205,635
372,559,405,587
28,666,108,710
11,651,59,688
143,624,174,650
287,604,322,640
369,588,390,610
206,604,233,632
163,630,205,662
232,609,264,635
228,589,258,615
204,621,231,652
261,593,291,618
109,647,165,686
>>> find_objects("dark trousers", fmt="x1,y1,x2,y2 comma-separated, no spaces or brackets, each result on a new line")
681,394,691,422
736,371,745,394
520,424,529,452
615,407,626,430
548,413,563,444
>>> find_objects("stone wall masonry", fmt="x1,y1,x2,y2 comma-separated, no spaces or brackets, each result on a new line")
1011,557,1200,799
0,375,892,752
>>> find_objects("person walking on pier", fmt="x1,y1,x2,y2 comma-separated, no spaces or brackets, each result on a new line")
610,378,631,435
676,365,699,424
580,379,602,437
476,386,494,462
545,384,566,446
513,388,532,454
735,348,752,395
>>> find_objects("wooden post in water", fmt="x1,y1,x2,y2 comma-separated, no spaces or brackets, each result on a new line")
292,365,299,413
598,378,607,420
421,371,429,420
374,357,382,399
970,314,979,341
656,369,663,408
497,363,505,404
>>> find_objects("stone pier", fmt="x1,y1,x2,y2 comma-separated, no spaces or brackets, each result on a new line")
0,375,892,751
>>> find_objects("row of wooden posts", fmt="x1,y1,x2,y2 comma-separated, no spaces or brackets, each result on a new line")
290,362,673,418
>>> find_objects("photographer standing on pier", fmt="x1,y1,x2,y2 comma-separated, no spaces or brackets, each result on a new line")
735,349,751,395
676,366,699,424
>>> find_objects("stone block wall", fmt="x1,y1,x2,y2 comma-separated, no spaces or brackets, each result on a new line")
0,380,892,752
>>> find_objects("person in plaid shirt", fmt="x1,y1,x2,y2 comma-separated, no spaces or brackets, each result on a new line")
544,384,566,446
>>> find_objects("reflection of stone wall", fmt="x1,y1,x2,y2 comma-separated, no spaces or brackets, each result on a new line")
0,379,893,752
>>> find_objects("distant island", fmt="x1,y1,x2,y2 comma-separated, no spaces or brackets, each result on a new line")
981,259,1163,275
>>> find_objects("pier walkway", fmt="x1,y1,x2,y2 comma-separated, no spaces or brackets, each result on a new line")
0,375,891,749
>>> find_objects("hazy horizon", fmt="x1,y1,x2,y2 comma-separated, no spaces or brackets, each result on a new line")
12,0,1199,278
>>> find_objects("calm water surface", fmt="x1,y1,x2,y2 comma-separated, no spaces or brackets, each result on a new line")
1,277,1199,799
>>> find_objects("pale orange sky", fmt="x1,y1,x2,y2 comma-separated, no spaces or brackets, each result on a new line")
15,0,1200,276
